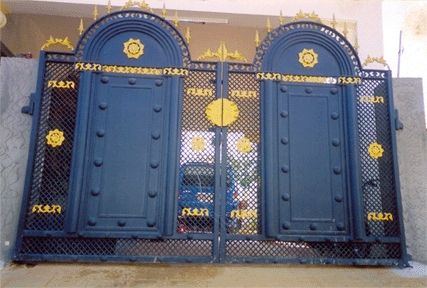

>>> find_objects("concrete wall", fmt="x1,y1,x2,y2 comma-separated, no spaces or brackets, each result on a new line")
0,59,425,266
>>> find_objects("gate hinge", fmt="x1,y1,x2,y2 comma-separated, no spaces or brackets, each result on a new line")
21,93,35,115
394,109,404,130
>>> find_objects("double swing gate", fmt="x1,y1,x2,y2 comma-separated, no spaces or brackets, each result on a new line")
15,10,408,266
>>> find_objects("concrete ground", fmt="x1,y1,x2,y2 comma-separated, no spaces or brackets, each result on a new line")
1,262,426,287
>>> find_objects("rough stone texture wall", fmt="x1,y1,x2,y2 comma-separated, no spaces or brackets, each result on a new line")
0,59,425,265
393,78,427,264
0,58,38,268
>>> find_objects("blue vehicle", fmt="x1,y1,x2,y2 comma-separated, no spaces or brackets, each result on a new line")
177,162,241,233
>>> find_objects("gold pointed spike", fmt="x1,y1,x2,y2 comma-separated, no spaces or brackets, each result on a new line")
354,34,359,52
173,10,179,28
93,5,99,21
162,3,167,18
255,30,260,47
185,27,191,44
78,18,84,36
266,17,272,33
107,0,112,14
279,10,284,25
331,13,337,29
343,21,348,37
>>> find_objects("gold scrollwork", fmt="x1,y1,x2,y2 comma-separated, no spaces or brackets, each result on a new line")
230,90,257,98
186,88,213,97
281,74,337,84
360,95,385,104
47,80,75,89
123,38,145,59
103,65,162,75
121,0,153,12
363,55,390,70
367,212,393,221
298,48,319,68
206,99,240,127
181,208,209,217
197,42,247,62
292,10,322,23
163,68,189,76
230,209,257,219
75,62,102,71
368,142,384,159
32,204,62,214
41,36,74,51
236,137,252,154
46,129,65,148
191,136,206,152
337,77,362,85
256,72,282,81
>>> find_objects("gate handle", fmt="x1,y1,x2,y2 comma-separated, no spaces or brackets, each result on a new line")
394,109,404,130
21,93,35,115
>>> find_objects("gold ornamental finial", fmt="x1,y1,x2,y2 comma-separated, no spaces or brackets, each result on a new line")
93,5,99,21
107,0,112,14
78,18,84,36
41,36,74,51
331,13,337,29
343,21,348,37
197,42,248,62
173,10,179,28
185,27,191,44
162,3,167,18
292,10,321,23
279,10,284,25
255,30,260,47
266,17,272,33
363,55,390,69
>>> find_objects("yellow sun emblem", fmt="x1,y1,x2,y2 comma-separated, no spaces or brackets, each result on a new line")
236,137,252,154
123,38,144,59
46,129,65,148
205,99,240,127
298,48,319,68
368,142,384,159
191,136,206,152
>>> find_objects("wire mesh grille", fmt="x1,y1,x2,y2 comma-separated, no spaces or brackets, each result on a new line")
356,78,400,237
177,69,218,234
24,60,79,231
226,73,261,235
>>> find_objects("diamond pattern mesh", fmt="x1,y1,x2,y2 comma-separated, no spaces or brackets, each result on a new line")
24,60,79,231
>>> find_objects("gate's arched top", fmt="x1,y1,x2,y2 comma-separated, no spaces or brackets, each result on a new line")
254,22,362,76
75,10,190,68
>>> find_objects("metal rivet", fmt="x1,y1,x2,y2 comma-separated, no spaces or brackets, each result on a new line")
336,222,345,231
334,195,343,202
128,78,136,85
281,165,289,173
101,76,109,83
91,188,100,196
305,87,313,94
99,102,108,110
150,161,159,169
94,159,103,167
151,131,160,140
155,79,163,86
330,88,338,94
88,218,97,226
309,223,317,230
280,85,288,93
96,130,105,137
117,220,126,227
282,222,290,230
281,193,290,201
153,105,162,112
331,112,340,120
332,138,340,146
333,167,342,174
280,111,289,118
281,137,289,145
147,221,156,227
148,191,157,198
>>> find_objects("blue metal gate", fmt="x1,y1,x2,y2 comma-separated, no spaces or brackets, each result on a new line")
14,10,408,266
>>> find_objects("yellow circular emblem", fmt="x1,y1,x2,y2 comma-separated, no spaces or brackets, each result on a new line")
236,137,252,154
205,99,240,127
191,136,206,152
123,38,144,59
298,48,318,68
46,129,65,148
368,142,384,159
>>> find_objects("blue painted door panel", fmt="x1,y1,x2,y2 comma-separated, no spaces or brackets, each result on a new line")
81,74,171,236
265,83,349,238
